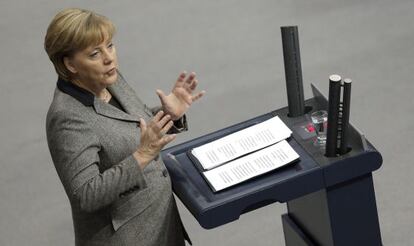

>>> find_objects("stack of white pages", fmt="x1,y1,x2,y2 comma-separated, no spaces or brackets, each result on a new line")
189,116,300,192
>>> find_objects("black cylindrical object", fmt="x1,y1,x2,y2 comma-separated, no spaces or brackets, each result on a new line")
281,26,305,117
339,78,352,155
325,74,342,157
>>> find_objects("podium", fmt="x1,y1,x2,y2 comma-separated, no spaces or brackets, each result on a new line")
162,84,382,245
161,26,383,245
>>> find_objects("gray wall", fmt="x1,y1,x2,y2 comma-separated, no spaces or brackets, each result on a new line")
1,0,413,245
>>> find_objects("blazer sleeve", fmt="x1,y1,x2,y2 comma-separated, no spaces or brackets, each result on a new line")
46,110,147,213
148,105,188,134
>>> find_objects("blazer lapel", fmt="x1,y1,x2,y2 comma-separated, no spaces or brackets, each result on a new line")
108,81,146,115
93,98,143,122
94,81,149,122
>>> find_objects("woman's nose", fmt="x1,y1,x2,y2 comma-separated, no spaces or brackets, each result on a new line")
103,49,114,64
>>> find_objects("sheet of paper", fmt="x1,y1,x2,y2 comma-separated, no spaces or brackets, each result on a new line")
191,116,292,170
202,140,299,192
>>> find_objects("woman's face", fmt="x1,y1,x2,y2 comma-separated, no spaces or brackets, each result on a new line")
65,38,118,91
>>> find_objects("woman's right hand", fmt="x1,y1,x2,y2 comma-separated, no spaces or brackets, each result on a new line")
133,111,176,168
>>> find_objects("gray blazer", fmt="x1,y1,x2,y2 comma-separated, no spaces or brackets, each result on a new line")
46,74,190,246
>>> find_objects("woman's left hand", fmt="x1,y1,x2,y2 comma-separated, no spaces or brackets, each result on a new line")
156,71,205,120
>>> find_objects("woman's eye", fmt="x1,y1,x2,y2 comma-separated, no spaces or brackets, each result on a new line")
89,51,99,58
107,43,114,49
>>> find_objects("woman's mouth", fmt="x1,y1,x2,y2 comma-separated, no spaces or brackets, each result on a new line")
105,68,116,76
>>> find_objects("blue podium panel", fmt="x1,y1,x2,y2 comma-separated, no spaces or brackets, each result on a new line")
162,111,324,229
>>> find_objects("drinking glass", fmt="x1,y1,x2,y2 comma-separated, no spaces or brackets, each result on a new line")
311,110,328,146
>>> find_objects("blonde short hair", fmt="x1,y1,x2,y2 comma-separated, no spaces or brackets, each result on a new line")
44,8,116,81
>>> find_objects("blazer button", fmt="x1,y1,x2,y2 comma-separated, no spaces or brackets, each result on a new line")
162,169,168,177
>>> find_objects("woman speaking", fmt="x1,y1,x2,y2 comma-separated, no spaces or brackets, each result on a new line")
44,8,204,246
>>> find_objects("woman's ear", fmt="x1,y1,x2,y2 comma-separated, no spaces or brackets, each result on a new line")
63,56,78,74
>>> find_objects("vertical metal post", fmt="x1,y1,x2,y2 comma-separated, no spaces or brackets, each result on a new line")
325,74,342,157
281,26,305,117
339,78,352,154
